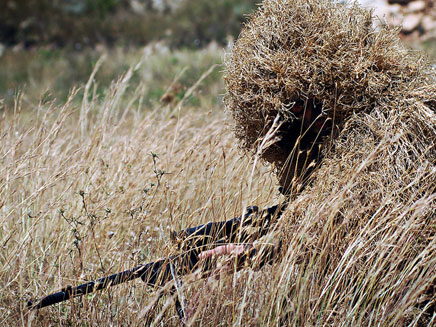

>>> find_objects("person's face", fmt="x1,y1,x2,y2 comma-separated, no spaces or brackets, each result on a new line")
277,99,332,193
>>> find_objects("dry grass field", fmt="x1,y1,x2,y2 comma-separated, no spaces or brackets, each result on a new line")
0,46,281,326
3,1,436,326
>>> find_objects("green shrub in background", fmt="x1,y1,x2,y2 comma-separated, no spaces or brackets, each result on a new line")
0,0,257,48
0,0,157,47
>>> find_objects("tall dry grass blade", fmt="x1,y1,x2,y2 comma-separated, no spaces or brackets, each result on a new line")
81,54,106,138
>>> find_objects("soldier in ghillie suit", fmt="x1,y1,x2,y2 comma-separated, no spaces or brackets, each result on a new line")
201,0,436,324
28,1,436,324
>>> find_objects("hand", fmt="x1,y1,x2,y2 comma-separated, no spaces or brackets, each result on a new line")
198,244,245,260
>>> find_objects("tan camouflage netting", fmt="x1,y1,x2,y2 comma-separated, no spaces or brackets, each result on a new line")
224,0,436,324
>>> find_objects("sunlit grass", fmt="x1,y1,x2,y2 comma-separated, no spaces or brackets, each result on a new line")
0,47,279,326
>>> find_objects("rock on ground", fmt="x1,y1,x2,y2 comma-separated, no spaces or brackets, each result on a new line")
357,0,436,40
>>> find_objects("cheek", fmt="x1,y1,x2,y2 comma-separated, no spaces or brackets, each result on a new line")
292,104,304,114
313,117,332,134
304,107,312,122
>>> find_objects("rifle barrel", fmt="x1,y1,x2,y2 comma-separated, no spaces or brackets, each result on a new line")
28,258,170,309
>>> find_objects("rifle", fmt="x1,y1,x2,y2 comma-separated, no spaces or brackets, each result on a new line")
27,203,285,310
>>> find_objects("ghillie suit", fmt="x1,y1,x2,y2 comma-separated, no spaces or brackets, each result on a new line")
224,0,436,325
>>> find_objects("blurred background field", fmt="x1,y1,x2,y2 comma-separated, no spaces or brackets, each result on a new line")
0,0,256,48
1,0,436,326
1,0,436,109
0,0,260,108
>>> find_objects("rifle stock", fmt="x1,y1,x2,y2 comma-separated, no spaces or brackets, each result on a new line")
28,204,283,309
